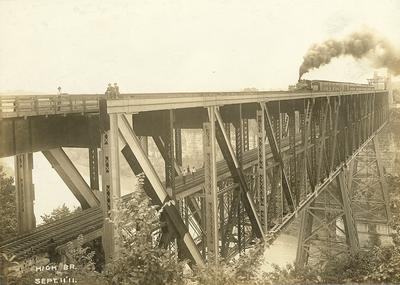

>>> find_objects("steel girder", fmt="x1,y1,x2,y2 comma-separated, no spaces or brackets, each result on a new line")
256,107,268,232
203,107,219,262
14,153,36,234
288,106,299,206
164,110,176,198
234,113,249,254
89,147,100,191
43,148,100,209
99,113,121,262
175,128,183,167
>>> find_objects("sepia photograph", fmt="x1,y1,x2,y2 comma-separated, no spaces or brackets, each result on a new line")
0,1,400,284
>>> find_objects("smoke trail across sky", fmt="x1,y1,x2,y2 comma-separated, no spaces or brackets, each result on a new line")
299,30,400,79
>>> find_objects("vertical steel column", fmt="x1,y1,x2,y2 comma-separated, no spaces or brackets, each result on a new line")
354,95,360,150
15,153,35,234
89,148,99,191
329,98,340,172
303,100,313,195
175,127,183,167
100,112,121,263
344,97,351,158
361,96,366,142
316,99,328,183
355,95,361,149
288,107,297,204
257,107,268,232
273,107,284,220
164,110,176,198
219,194,225,254
299,102,306,200
203,107,219,263
366,94,373,138
236,105,244,164
338,98,347,163
295,201,314,268
338,172,360,252
200,196,207,257
243,118,249,152
235,105,245,253
310,104,317,189
373,137,392,222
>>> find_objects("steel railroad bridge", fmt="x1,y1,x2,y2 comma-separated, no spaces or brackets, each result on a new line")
0,89,392,267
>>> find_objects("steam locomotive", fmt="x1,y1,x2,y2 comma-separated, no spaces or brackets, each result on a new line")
290,79,375,92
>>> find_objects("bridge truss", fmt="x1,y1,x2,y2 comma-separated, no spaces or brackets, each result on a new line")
0,90,391,268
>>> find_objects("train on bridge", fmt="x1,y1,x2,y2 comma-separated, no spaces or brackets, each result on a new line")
290,79,375,92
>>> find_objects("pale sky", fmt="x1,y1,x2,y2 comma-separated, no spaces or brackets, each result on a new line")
0,0,400,94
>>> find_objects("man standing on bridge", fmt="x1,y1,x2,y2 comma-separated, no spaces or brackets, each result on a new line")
105,83,114,99
114,83,120,98
182,168,187,184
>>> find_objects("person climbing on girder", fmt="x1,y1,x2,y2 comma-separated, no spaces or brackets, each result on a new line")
47,238,58,264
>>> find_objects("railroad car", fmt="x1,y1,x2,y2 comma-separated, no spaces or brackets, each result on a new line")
293,79,375,92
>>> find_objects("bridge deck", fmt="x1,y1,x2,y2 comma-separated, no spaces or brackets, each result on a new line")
0,90,386,119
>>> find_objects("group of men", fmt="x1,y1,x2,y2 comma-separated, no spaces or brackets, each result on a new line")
182,165,197,184
105,83,120,98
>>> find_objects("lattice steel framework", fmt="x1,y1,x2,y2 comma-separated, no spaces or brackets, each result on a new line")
95,91,389,266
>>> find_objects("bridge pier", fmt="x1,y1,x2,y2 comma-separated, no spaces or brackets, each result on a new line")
100,113,121,262
350,136,391,224
234,107,246,254
15,153,36,234
295,170,359,268
203,107,219,263
256,106,268,232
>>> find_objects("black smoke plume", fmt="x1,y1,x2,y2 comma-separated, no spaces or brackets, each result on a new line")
299,30,400,79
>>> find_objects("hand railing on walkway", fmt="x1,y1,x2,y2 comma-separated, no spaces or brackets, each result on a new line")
0,95,102,119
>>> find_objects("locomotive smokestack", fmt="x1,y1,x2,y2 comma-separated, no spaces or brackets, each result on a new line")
299,30,400,78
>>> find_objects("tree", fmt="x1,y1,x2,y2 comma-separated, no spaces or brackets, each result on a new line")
103,174,186,285
0,166,17,242
41,203,81,224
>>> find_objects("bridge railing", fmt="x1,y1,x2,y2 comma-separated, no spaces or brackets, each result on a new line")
0,95,103,119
